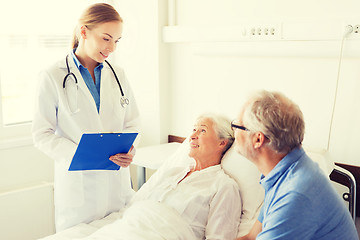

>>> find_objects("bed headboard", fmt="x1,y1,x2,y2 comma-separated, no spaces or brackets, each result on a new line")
168,135,186,143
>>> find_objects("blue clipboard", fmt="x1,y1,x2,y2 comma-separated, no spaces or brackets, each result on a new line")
69,132,138,171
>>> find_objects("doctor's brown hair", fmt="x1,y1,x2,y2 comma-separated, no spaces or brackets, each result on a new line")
72,3,123,49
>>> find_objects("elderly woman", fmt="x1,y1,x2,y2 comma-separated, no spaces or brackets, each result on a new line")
128,113,241,239
43,113,241,240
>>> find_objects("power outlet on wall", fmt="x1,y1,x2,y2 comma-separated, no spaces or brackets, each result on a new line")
247,24,281,40
250,27,276,36
354,25,360,34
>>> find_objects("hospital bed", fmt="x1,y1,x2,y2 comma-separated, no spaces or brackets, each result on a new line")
164,136,358,223
39,135,357,239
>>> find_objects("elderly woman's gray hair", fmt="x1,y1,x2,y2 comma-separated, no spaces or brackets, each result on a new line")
242,90,305,153
196,113,234,155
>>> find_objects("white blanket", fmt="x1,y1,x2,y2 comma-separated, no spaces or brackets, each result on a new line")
77,200,196,240
41,200,196,240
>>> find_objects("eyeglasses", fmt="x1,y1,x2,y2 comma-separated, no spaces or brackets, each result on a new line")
231,121,250,132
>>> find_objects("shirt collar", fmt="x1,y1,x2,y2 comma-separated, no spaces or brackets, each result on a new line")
260,147,305,191
71,48,103,70
190,164,221,175
201,164,221,173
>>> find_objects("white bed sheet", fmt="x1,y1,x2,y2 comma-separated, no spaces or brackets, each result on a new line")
40,200,196,240
39,211,121,240
86,200,195,240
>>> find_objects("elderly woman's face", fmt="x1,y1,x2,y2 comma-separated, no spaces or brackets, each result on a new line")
188,118,222,160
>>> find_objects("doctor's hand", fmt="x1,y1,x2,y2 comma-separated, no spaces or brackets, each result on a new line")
109,146,135,168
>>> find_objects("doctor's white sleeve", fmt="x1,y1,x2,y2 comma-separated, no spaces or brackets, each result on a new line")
32,70,77,165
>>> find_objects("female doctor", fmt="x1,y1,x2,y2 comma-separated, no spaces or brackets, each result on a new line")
32,3,140,232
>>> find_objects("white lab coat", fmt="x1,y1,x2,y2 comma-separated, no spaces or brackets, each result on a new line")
32,53,141,232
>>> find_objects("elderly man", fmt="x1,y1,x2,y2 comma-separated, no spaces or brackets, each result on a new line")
233,90,358,240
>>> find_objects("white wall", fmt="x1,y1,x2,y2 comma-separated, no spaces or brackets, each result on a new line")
165,0,360,167
0,145,53,191
0,144,55,239
0,182,54,240
113,0,170,146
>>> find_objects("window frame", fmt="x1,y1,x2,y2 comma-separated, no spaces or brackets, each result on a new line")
0,0,115,149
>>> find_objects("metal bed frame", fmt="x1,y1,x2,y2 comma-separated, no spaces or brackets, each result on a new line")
330,164,357,222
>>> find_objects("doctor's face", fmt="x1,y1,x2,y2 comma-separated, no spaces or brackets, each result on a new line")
83,21,123,63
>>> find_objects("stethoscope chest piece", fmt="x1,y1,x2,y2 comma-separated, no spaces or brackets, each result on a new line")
120,96,129,108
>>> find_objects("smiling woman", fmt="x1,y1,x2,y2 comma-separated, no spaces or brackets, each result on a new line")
31,2,141,232
0,0,104,141
188,114,234,171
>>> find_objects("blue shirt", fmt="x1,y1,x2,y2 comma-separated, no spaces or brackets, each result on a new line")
71,50,103,112
257,147,358,240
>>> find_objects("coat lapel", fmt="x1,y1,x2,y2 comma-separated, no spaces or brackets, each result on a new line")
60,53,103,129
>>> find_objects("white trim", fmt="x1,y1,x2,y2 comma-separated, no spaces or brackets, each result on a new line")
188,40,360,58
0,135,33,150
0,181,53,196
163,21,360,43
168,0,176,26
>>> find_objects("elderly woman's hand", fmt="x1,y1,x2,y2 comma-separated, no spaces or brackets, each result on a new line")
109,145,135,168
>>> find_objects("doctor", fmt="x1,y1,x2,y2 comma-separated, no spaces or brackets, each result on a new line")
32,3,141,232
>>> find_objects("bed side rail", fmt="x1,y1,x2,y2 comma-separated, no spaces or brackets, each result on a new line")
330,164,357,222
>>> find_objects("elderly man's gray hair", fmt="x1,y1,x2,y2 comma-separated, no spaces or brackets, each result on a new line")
242,90,305,153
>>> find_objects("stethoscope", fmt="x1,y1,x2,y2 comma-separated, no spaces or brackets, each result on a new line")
63,54,129,113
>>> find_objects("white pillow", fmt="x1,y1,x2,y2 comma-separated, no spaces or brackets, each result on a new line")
221,144,264,237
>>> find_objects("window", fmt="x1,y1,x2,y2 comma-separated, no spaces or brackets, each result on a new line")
0,0,111,142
